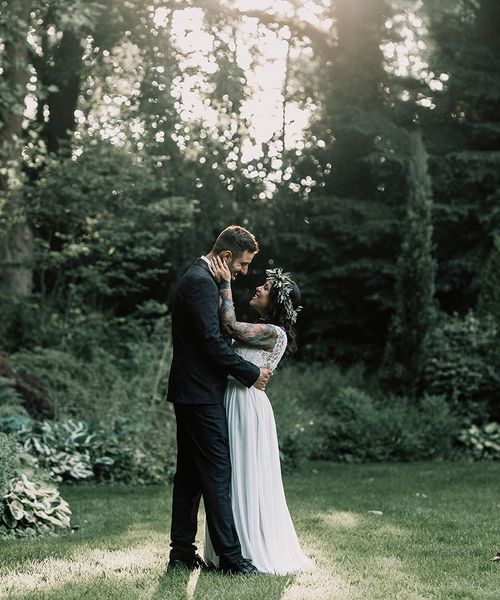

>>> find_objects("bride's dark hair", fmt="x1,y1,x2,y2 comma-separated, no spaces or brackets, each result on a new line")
265,280,301,357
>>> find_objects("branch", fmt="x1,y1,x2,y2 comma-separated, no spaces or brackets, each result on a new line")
170,0,334,56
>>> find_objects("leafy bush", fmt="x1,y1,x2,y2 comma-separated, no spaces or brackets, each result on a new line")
422,311,500,420
269,363,460,465
10,317,173,423
0,377,28,420
12,347,123,422
457,422,500,460
0,433,18,520
1,431,71,538
90,418,175,484
1,474,71,537
25,141,196,314
268,362,356,470
269,362,381,468
1,315,177,484
0,295,60,354
314,389,459,462
16,419,96,482
2,416,174,485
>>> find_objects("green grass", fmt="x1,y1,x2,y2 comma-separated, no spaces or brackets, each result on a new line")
0,462,499,600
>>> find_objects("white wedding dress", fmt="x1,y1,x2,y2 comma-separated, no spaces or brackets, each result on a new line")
203,325,314,575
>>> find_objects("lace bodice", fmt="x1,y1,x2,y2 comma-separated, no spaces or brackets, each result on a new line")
232,325,287,371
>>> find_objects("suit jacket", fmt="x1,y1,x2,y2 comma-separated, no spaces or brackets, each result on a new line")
166,258,260,404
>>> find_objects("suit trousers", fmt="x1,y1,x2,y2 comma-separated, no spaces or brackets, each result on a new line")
169,403,243,563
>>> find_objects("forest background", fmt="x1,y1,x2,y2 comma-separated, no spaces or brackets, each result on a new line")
0,0,499,535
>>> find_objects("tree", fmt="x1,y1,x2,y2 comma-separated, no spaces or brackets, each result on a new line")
425,0,500,312
0,0,33,295
382,130,437,396
263,0,409,364
477,236,500,324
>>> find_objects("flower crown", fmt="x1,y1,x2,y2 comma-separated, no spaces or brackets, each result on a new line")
265,267,303,325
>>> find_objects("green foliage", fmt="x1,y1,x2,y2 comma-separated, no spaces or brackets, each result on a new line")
10,316,172,421
314,390,458,463
382,131,437,395
422,311,500,419
477,237,500,324
15,419,96,482
3,316,177,483
4,417,172,485
270,363,458,466
1,474,71,537
426,0,500,312
90,418,174,484
25,141,195,312
0,377,27,419
458,422,500,461
267,362,347,471
0,294,48,353
12,346,123,420
0,433,17,520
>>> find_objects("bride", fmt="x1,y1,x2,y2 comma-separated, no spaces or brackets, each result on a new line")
204,255,313,575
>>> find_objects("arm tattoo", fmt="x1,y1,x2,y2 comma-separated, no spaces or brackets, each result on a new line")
219,281,277,350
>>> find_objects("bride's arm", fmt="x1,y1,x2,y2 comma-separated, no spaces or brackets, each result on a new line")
208,256,277,350
219,281,277,350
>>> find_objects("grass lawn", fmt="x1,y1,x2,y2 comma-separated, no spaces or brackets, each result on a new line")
0,462,498,600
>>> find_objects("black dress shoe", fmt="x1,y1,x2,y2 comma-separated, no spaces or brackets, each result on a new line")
219,557,265,575
168,553,210,571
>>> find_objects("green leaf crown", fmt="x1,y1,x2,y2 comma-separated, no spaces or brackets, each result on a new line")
265,267,302,325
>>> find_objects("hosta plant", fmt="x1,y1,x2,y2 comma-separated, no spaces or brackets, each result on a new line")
458,422,500,460
17,419,98,482
2,474,71,537
1,416,170,484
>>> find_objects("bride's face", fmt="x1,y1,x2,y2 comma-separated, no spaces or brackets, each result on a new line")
249,280,272,316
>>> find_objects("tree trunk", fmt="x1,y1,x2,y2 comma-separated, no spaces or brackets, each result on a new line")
0,0,33,295
37,28,83,154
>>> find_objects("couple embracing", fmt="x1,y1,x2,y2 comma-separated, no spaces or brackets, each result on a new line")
166,225,313,576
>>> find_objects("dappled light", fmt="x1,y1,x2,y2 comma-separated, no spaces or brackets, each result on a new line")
0,541,165,597
320,510,361,529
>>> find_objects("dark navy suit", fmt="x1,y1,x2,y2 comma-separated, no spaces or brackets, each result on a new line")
167,258,260,563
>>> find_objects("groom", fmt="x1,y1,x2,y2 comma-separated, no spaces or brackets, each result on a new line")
167,225,271,575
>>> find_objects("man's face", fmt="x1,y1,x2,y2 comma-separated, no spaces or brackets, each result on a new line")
224,250,256,280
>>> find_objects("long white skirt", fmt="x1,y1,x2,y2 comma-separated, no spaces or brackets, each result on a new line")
203,379,313,575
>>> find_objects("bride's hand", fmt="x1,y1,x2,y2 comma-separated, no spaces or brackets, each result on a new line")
209,255,232,283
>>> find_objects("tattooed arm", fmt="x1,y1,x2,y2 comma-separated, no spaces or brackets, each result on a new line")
219,281,277,349
209,256,278,350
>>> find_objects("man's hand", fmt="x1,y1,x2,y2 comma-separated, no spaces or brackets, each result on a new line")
253,367,272,391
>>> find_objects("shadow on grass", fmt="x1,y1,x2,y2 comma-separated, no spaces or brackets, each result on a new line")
151,569,295,600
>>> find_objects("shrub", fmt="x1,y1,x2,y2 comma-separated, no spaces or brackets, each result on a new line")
269,362,376,469
11,347,124,422
0,377,28,420
314,389,459,462
1,474,71,537
16,419,96,482
90,417,175,484
457,422,500,460
10,317,173,423
1,431,71,539
0,433,18,520
422,311,500,420
1,416,174,485
0,294,67,354
25,141,195,314
269,362,460,464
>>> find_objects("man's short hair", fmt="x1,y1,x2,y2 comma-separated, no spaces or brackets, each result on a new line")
212,225,259,258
